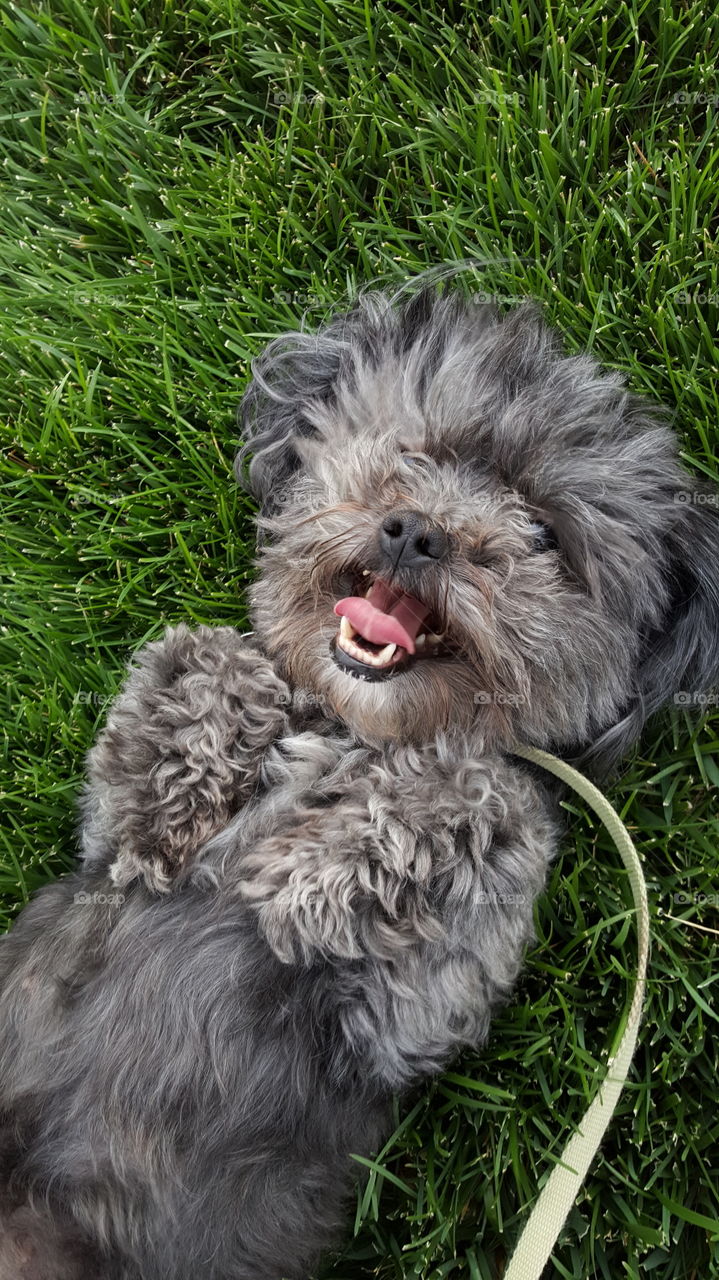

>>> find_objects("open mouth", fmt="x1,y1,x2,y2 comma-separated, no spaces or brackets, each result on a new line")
330,576,445,681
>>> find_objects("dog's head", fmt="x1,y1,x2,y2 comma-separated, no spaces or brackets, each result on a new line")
237,284,719,768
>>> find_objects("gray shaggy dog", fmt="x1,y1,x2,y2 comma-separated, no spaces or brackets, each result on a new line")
1,281,718,1280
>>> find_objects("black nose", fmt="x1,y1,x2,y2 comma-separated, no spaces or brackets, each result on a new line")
379,510,449,569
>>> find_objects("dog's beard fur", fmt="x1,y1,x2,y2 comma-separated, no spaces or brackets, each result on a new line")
240,285,719,766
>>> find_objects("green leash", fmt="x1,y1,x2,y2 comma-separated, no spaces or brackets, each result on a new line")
503,746,650,1280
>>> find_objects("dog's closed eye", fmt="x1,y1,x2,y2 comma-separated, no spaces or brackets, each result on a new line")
398,448,433,473
399,439,460,468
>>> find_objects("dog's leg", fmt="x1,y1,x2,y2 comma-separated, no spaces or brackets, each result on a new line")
79,624,290,892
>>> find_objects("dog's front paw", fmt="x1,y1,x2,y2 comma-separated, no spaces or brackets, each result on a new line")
80,624,290,891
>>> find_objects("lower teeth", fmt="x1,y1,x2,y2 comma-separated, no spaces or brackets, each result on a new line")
337,635,398,667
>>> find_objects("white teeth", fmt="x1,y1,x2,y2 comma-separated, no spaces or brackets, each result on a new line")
415,632,444,651
340,616,355,640
361,569,370,576
336,632,399,667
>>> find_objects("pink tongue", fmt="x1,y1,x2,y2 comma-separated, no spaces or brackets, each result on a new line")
334,588,430,654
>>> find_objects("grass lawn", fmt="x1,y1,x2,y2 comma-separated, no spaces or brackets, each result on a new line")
1,1,718,1276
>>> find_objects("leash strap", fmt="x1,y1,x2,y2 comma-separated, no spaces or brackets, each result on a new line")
504,745,650,1280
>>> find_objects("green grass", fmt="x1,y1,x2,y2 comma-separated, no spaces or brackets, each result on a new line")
1,1,718,1275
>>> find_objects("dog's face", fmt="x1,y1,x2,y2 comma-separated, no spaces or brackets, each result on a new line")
238,286,719,765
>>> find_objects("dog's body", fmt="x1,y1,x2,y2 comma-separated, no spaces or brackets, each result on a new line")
1,282,718,1278
0,629,555,1279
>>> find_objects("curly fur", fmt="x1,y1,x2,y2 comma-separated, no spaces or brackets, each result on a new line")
80,626,291,891
0,279,717,1279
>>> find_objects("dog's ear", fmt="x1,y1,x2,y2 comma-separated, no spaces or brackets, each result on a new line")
582,487,719,774
235,329,345,516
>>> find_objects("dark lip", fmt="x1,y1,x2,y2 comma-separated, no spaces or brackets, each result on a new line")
329,637,414,682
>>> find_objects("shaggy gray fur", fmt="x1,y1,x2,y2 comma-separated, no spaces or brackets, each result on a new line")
1,280,718,1279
